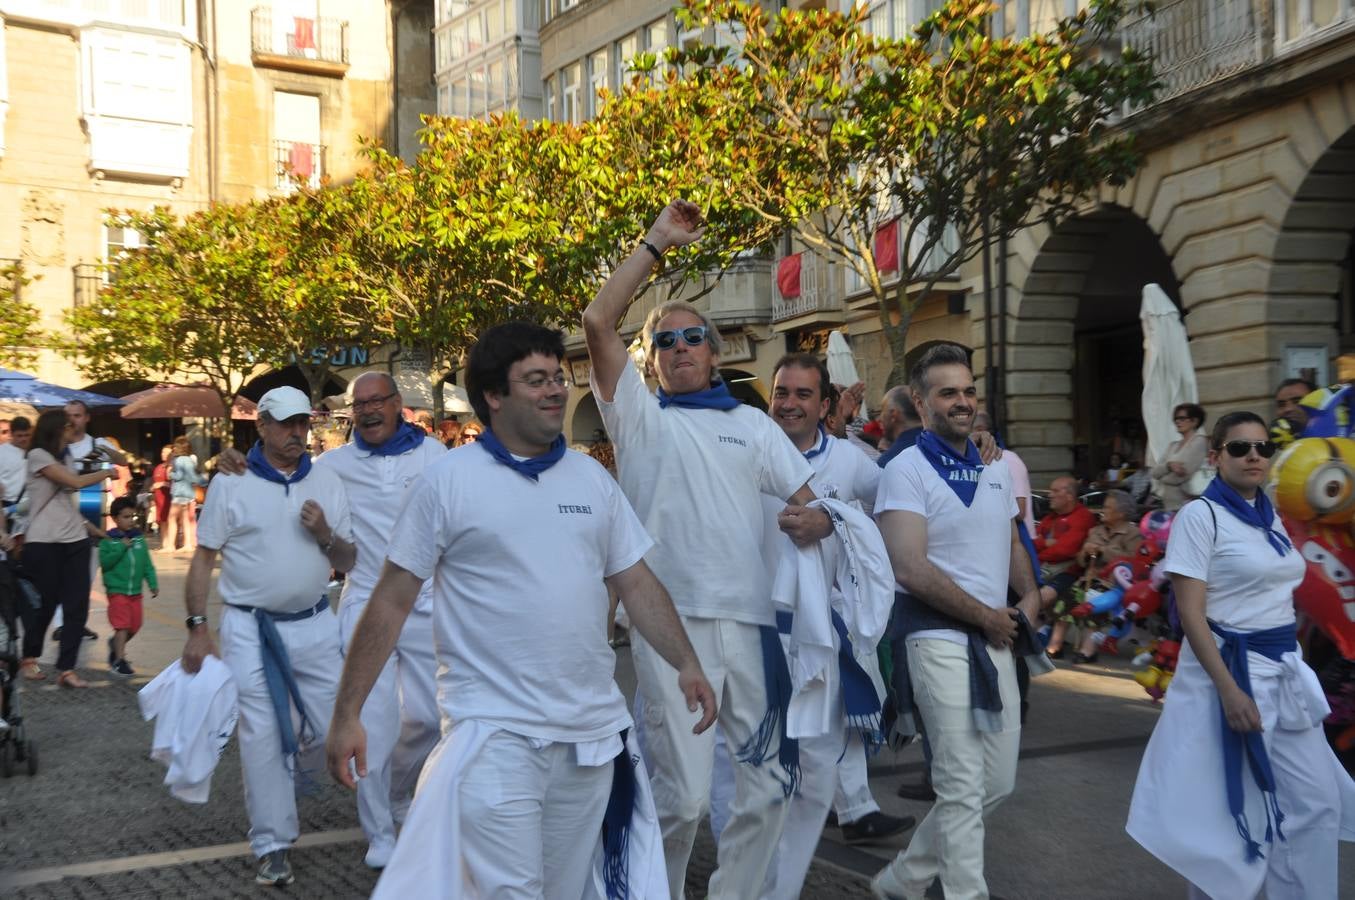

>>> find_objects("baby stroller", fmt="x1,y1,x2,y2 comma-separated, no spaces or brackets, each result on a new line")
0,558,38,777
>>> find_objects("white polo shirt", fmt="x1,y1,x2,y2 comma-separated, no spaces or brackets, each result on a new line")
385,444,652,743
596,363,814,626
875,445,1017,644
314,435,446,614
196,463,353,614
1163,498,1305,632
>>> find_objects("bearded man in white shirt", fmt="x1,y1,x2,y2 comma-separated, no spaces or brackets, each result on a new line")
327,322,717,900
583,200,835,899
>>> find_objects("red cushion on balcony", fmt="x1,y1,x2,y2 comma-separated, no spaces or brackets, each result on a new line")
776,253,802,299
874,218,900,273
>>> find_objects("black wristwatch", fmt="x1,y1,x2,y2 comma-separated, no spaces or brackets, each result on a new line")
185,615,208,630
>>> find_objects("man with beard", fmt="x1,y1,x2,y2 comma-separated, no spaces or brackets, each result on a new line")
181,386,355,888
583,200,833,899
871,344,1042,900
328,323,716,898
311,372,445,869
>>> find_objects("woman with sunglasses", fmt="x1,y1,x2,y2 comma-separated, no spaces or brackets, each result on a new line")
1128,411,1355,899
1150,402,1208,511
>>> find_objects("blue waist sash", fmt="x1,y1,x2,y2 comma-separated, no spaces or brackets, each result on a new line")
225,596,329,768
1208,619,1296,862
737,622,800,797
601,729,635,900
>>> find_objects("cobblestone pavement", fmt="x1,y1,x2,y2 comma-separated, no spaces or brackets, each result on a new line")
2,552,1352,898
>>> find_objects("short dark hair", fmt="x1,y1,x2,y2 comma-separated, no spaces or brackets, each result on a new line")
1277,377,1315,395
1172,402,1206,429
772,353,830,401
1210,411,1268,449
32,409,69,458
466,322,566,427
825,383,840,419
10,416,31,432
64,400,89,414
909,343,971,397
110,496,137,518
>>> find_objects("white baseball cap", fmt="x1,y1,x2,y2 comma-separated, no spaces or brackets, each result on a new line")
256,386,312,421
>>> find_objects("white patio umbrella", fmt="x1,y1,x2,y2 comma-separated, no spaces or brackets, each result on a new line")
826,330,861,387
1140,283,1198,468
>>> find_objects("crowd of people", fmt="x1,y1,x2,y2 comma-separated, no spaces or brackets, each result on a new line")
1,201,1352,899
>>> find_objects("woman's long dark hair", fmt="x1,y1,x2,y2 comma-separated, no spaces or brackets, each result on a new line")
30,409,70,458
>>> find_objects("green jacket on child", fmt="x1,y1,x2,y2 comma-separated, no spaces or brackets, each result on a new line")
98,528,158,596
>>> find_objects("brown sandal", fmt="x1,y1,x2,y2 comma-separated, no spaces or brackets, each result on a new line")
57,670,88,689
19,658,45,680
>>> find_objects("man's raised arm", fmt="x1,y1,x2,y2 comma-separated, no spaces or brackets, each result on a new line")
581,199,705,402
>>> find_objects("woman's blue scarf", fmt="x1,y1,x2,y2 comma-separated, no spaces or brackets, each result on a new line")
246,442,312,494
354,419,425,457
656,380,740,410
915,430,984,506
476,429,565,482
1202,478,1292,557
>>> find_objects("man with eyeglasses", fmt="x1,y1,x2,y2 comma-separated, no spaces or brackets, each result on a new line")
328,322,716,898
306,372,447,870
583,200,834,899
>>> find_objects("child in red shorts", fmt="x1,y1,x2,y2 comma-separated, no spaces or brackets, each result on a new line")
99,496,158,676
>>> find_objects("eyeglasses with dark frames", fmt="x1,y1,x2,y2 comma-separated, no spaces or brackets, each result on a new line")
350,391,399,413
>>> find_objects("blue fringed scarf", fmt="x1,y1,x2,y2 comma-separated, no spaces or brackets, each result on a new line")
737,624,801,797
656,380,740,410
1202,478,1292,557
476,429,565,482
601,730,635,900
1209,620,1294,862
831,609,884,753
354,419,426,456
915,430,984,506
246,442,312,495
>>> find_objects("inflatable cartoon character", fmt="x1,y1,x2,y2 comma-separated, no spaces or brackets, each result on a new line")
1133,638,1181,702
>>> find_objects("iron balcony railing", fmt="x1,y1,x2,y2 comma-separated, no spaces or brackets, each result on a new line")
772,253,841,323
274,140,325,190
251,6,349,65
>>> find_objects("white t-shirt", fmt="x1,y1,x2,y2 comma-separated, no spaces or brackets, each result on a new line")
385,444,652,743
196,463,352,614
1163,498,1306,631
65,434,114,463
596,364,814,626
314,436,446,613
875,445,1018,644
0,442,26,504
1003,448,1036,537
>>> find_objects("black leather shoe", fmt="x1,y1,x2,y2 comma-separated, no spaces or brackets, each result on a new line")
1072,651,1099,665
841,811,916,844
895,777,937,802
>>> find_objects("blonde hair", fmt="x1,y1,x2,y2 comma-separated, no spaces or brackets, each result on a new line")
640,301,724,369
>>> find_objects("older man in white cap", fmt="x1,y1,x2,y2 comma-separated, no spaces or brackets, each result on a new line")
180,385,355,889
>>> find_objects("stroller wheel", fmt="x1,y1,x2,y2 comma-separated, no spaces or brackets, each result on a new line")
25,740,37,775
0,739,12,778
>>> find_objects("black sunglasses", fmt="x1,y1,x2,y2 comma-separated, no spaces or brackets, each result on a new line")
1221,440,1278,459
651,325,708,351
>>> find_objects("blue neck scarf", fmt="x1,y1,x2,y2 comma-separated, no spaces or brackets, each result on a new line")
477,429,566,482
354,419,425,457
107,528,143,540
1203,478,1292,557
803,425,830,460
656,379,740,411
915,430,984,506
246,442,312,495
1209,620,1295,861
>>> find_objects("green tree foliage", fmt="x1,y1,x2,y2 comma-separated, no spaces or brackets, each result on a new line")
0,261,42,369
664,0,1158,385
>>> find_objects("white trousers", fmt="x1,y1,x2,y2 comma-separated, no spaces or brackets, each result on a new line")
631,616,791,900
879,638,1020,900
833,734,880,822
220,604,342,858
340,600,441,868
458,730,613,899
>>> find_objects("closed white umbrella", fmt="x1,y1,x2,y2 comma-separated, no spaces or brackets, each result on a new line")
826,330,860,387
1140,283,1197,468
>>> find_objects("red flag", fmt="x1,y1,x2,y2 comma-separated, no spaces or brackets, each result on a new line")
289,142,314,179
293,17,316,50
776,253,802,299
874,218,900,273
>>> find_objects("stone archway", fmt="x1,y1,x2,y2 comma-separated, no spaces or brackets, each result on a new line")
1267,124,1355,386
1003,205,1179,481
570,390,605,445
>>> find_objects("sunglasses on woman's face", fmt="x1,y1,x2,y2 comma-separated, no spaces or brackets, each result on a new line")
651,325,708,351
1221,439,1278,459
